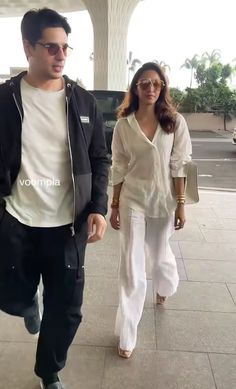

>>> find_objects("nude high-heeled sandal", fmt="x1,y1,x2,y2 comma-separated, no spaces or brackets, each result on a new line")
118,344,133,359
156,293,166,305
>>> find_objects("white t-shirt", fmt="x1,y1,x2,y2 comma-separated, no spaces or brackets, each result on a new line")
5,78,73,227
111,113,192,217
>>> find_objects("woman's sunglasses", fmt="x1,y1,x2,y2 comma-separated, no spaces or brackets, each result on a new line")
136,78,165,91
36,42,73,56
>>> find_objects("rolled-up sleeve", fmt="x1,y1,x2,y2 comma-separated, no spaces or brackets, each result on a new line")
170,114,192,177
111,120,129,185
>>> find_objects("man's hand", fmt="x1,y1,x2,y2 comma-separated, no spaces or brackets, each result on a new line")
87,213,107,243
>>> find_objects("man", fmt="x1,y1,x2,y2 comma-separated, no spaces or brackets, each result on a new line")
0,8,108,389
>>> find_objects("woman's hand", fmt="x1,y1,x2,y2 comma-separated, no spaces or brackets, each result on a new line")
110,208,120,230
174,204,186,230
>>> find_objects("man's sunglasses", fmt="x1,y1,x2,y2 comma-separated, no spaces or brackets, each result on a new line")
36,42,73,56
136,78,165,90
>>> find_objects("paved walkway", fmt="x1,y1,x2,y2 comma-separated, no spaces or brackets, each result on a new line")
1,189,236,389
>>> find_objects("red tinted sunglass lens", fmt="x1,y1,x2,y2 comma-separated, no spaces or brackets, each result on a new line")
48,44,60,55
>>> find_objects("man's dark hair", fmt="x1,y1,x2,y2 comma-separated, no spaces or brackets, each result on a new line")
21,8,71,46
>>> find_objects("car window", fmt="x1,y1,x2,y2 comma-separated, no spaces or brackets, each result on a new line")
89,90,125,121
88,90,125,155
96,96,116,116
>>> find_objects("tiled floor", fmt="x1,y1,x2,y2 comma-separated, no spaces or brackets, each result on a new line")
1,189,236,388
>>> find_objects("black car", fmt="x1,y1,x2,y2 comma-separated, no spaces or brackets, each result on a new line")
89,90,125,155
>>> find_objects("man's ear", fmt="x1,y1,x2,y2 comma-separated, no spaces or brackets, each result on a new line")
22,39,33,59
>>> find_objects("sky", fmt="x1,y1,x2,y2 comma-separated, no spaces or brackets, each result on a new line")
0,0,235,90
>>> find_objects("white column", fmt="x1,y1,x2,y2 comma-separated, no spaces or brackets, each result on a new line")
83,0,140,90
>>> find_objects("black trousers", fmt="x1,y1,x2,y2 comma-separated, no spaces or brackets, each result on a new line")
0,209,87,378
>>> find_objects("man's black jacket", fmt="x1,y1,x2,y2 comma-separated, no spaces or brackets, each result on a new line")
0,72,109,233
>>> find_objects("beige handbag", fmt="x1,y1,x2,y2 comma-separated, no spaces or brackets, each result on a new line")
185,160,199,204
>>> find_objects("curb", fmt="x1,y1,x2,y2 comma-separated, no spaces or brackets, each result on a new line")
199,186,236,193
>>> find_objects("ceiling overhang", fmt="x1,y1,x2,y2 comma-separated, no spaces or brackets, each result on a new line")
0,1,86,17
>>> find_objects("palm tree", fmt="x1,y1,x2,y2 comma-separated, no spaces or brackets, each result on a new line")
181,54,199,88
201,49,221,66
153,60,171,73
127,51,142,86
232,58,236,72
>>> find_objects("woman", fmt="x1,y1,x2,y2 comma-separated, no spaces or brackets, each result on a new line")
110,62,192,358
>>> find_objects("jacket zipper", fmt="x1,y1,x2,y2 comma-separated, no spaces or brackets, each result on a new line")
66,94,76,236
13,93,23,123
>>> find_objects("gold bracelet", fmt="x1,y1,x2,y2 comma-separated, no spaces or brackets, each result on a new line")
111,202,119,209
176,200,185,205
176,195,185,201
112,198,119,204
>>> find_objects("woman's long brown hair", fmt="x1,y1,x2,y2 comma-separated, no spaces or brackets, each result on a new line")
117,62,177,133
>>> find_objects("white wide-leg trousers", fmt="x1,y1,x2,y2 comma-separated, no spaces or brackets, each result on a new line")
115,207,179,351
